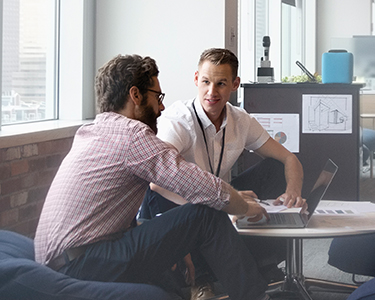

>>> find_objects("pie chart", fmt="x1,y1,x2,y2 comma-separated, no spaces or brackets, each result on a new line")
274,131,287,144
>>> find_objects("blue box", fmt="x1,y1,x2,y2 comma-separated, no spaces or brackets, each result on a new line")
322,51,353,84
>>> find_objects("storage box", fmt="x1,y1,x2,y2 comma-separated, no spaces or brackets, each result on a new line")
322,50,353,84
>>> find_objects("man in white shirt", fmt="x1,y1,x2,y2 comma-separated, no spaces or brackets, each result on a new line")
140,48,305,299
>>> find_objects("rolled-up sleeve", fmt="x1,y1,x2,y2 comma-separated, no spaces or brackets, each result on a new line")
129,125,231,210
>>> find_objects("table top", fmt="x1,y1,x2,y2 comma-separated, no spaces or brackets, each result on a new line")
236,201,375,239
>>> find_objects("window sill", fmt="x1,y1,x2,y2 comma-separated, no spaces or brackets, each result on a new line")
0,120,92,149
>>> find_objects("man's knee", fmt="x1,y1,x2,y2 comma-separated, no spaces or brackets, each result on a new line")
178,204,229,226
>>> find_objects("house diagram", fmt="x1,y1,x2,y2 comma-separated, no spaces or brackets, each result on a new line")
302,94,352,134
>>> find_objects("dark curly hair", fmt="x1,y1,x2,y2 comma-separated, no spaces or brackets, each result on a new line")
198,48,238,80
95,54,159,113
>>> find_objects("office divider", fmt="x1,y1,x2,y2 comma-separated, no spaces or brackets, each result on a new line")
238,83,362,200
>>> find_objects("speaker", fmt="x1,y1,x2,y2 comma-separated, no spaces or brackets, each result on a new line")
322,50,353,84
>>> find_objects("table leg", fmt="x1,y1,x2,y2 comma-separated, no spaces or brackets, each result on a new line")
269,238,313,299
268,237,358,299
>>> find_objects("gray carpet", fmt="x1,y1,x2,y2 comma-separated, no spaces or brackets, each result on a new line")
294,238,372,300
207,238,372,300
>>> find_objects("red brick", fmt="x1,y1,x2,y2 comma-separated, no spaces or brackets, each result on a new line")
4,147,21,161
10,191,28,208
0,149,5,163
1,177,22,195
19,203,41,221
1,174,37,195
38,169,58,186
22,173,38,189
28,186,49,203
0,163,11,180
0,208,19,227
21,144,38,158
29,157,47,172
54,138,74,153
11,159,29,176
37,141,53,156
38,138,73,156
46,154,64,169
35,200,45,217
0,196,11,211
7,218,39,238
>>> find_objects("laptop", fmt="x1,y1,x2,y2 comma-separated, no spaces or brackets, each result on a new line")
236,158,338,229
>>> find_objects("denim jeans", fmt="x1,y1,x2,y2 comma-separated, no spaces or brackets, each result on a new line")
59,204,267,300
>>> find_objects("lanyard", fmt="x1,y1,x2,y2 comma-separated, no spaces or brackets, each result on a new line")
192,101,225,177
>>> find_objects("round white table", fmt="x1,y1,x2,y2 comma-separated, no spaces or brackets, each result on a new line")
236,210,375,300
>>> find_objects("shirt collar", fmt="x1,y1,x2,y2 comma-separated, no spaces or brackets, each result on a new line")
193,97,227,131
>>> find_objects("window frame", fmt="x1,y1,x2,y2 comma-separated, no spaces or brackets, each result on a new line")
0,0,95,136
238,0,316,85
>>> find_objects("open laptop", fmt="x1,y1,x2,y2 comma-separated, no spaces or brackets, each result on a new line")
236,158,338,229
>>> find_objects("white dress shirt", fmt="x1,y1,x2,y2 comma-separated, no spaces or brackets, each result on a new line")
157,97,270,182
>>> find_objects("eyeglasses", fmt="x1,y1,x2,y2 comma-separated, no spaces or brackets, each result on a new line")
147,89,165,105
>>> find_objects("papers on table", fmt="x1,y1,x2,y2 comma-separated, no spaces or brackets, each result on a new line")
258,200,375,216
258,199,302,213
314,200,375,215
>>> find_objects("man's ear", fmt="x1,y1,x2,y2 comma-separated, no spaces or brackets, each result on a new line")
232,76,241,91
129,86,142,106
194,71,199,87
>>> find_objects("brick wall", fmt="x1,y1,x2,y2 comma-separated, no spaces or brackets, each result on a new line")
0,137,74,238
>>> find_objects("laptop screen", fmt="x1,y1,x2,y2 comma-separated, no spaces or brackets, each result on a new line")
305,159,338,218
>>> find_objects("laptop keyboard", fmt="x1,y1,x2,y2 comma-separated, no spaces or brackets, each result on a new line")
269,213,297,225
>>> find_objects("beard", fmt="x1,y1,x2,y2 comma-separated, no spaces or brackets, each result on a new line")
134,97,160,134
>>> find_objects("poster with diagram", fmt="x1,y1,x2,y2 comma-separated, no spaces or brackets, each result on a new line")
302,94,352,134
251,113,300,153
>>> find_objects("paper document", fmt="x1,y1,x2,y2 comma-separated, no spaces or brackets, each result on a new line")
258,199,302,213
314,200,375,215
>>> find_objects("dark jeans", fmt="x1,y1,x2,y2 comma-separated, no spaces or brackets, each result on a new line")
59,204,267,300
140,158,287,268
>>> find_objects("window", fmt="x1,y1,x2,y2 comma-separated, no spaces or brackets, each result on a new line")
239,0,316,84
1,0,59,127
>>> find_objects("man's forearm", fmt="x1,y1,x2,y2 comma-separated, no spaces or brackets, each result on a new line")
221,188,249,216
284,155,304,194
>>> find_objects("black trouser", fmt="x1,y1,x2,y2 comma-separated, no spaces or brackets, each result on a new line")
60,204,268,300
139,158,288,275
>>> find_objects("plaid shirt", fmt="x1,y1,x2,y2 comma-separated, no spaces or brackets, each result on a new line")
34,112,231,265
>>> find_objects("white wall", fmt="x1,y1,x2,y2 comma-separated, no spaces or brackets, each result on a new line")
93,1,373,108
95,0,238,108
316,0,372,73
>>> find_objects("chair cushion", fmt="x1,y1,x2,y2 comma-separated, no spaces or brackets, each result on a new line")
363,128,375,150
0,230,173,300
348,278,375,300
328,235,375,277
0,229,34,260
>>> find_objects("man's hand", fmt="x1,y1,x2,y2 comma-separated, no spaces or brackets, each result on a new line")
183,253,195,286
237,190,258,202
274,192,307,210
171,253,195,286
232,201,269,223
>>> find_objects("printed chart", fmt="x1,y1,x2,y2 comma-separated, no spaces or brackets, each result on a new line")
251,113,300,153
